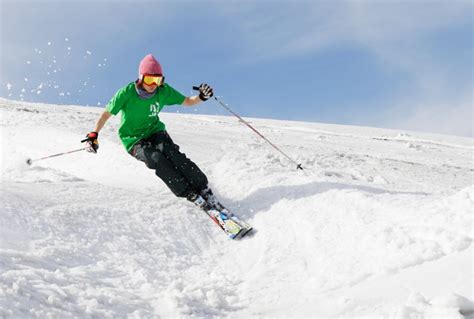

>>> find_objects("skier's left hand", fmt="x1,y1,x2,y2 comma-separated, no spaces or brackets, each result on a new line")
197,83,213,101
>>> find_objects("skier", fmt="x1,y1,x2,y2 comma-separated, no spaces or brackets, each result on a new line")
82,54,223,211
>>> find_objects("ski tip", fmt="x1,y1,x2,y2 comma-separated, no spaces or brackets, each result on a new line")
233,227,255,240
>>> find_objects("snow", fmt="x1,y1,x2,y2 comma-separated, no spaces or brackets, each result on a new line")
0,98,473,318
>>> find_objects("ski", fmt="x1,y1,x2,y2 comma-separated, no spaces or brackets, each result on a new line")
190,193,253,239
204,207,253,239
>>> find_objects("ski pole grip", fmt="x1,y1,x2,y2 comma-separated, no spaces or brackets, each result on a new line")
192,86,200,91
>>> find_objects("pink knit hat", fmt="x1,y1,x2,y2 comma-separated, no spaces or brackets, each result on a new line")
139,54,163,75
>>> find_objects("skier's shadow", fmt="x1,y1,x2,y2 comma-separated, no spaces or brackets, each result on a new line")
223,181,430,219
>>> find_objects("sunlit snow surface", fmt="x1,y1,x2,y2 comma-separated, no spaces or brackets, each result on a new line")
1,98,473,318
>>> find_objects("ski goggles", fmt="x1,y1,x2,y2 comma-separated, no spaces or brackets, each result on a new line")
142,74,164,86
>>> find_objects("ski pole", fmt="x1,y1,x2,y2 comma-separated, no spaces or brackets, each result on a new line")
26,147,89,165
193,86,303,170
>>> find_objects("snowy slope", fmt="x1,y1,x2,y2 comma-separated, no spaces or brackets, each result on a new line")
1,98,473,318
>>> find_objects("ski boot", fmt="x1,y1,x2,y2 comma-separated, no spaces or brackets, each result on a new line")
200,187,231,215
187,192,209,209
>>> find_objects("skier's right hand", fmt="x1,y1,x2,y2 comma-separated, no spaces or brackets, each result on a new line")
81,131,99,153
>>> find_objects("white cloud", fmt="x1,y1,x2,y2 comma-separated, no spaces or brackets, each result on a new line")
218,1,473,136
220,1,470,62
381,95,473,137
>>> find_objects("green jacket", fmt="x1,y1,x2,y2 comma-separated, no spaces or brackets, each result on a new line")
106,82,185,152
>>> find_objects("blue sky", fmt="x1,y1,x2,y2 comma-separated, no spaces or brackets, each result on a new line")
1,0,472,137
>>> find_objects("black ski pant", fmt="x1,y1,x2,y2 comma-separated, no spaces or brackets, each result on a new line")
130,131,208,198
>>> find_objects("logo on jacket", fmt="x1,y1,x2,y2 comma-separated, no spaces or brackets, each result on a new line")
149,102,160,117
